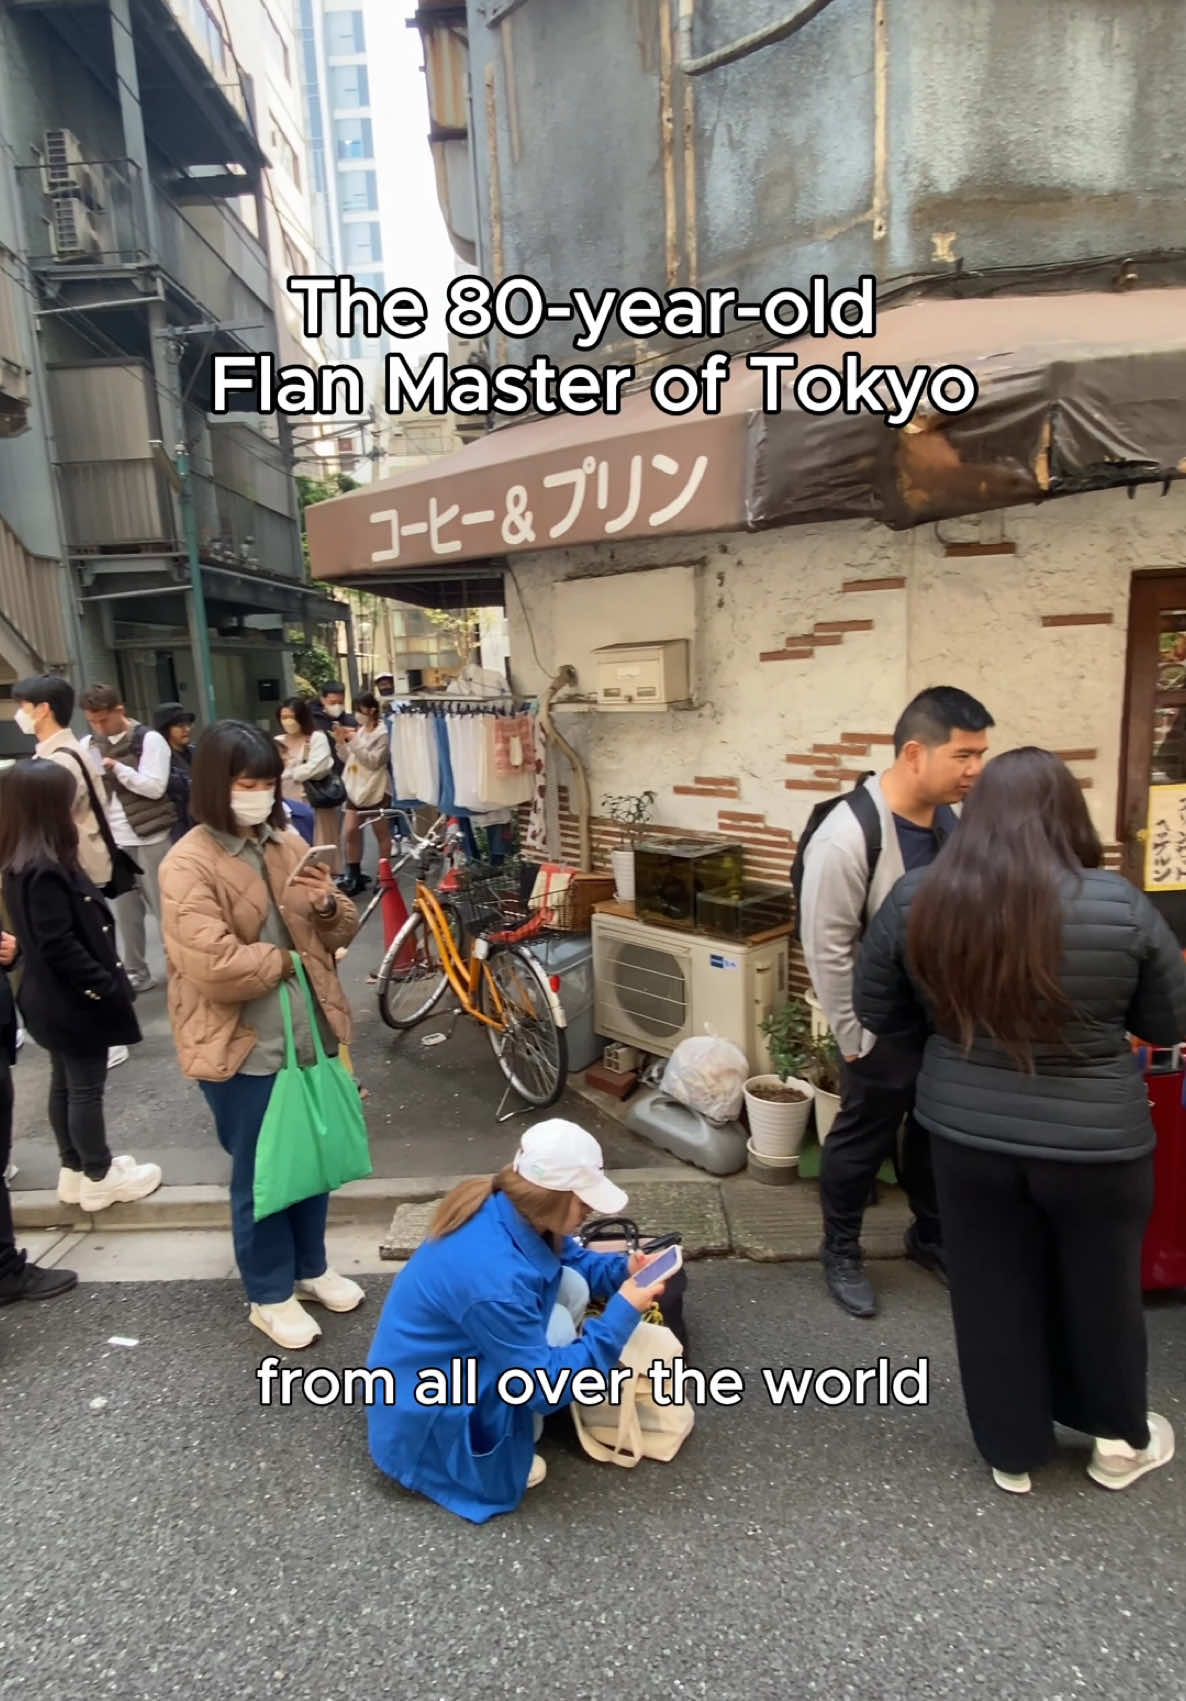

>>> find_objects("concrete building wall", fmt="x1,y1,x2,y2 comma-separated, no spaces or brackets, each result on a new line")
463,0,1186,370
504,487,1186,868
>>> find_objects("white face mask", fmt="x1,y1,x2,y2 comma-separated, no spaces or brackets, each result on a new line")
15,707,36,737
324,703,344,719
230,789,275,828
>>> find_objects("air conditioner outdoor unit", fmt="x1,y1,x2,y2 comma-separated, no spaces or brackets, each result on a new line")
41,130,101,210
49,193,104,261
592,912,787,1074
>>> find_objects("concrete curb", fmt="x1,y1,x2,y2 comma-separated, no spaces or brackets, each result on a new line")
11,1166,915,1264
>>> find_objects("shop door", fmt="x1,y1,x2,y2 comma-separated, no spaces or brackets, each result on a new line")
1119,574,1186,942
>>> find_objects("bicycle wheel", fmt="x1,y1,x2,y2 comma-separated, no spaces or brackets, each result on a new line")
377,901,463,1030
479,943,568,1108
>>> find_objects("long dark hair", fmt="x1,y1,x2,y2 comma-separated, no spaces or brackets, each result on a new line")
906,748,1103,1069
189,721,285,835
0,758,80,872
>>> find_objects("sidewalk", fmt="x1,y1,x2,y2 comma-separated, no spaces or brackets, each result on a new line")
11,1165,914,1277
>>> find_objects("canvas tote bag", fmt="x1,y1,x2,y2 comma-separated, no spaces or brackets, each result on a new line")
571,1319,695,1468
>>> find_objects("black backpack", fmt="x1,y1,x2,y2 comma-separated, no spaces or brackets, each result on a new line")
789,773,882,943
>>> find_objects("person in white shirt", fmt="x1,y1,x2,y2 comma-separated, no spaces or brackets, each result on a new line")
12,673,113,891
79,683,176,994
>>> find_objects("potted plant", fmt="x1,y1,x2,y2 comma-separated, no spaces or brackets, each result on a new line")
747,996,817,1164
806,1029,843,1143
602,790,657,902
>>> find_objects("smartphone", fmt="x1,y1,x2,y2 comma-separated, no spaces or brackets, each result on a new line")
286,845,338,883
634,1244,683,1288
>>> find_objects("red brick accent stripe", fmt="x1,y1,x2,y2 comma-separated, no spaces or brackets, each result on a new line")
694,776,740,789
674,785,738,799
760,648,814,662
844,732,894,745
1054,748,1098,761
786,778,840,793
842,576,906,593
1040,613,1114,627
816,619,875,633
812,743,855,754
943,541,1017,557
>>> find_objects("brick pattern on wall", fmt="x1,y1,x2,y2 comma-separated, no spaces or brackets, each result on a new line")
760,618,876,665
785,730,895,795
555,790,794,888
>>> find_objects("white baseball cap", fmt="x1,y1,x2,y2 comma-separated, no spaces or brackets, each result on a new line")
512,1120,628,1215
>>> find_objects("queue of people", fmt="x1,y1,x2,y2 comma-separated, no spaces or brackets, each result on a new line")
2,672,1182,1520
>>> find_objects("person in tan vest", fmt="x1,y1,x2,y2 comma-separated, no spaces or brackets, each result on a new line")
80,683,176,994
12,675,112,890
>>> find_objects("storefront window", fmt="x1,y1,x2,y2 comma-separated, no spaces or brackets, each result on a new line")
1150,612,1186,784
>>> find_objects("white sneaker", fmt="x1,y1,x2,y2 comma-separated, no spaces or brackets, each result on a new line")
296,1268,366,1313
527,1454,547,1489
14,1027,23,1051
79,1154,162,1212
1088,1412,1175,1490
992,1468,1032,1495
250,1296,322,1350
106,1046,129,1070
3,1161,17,1185
57,1167,82,1206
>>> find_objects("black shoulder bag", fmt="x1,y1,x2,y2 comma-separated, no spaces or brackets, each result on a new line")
578,1215,689,1349
63,750,141,900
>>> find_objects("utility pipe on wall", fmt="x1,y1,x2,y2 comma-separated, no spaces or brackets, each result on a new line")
678,0,842,77
538,665,591,873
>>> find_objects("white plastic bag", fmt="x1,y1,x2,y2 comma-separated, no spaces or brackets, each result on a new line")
661,1032,749,1125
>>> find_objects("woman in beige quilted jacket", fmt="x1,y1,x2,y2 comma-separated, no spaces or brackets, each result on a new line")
159,721,363,1351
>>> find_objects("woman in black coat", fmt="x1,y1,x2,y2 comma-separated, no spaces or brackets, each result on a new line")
856,748,1186,1498
0,759,161,1215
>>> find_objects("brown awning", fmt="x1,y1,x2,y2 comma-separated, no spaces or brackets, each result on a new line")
748,288,1186,530
307,287,1186,588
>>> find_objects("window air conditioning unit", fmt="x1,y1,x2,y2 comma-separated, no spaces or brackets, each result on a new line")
41,130,101,210
49,192,104,260
592,911,786,1073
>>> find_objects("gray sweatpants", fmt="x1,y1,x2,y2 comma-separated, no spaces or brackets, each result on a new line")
111,836,170,986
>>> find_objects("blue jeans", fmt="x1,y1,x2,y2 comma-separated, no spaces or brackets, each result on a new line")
199,1073,330,1304
533,1267,590,1442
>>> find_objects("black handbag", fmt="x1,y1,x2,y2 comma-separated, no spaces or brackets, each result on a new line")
304,770,346,809
578,1215,689,1350
64,751,141,899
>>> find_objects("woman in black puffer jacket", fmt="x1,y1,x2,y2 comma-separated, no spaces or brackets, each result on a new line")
856,748,1186,1498
0,759,161,1216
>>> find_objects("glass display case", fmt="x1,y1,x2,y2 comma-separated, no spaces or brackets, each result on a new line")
635,838,743,931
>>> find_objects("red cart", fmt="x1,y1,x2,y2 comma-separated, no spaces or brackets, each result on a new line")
1133,1044,1186,1291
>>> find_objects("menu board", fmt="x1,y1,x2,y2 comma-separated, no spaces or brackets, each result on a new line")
1145,784,1186,891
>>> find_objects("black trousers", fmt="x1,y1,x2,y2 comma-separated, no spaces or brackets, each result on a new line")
933,1138,1153,1475
0,1058,23,1280
48,1049,112,1181
819,1042,940,1253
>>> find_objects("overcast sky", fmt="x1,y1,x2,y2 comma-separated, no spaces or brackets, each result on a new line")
364,0,456,360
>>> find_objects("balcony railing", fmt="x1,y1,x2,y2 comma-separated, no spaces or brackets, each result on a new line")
17,156,270,328
57,459,177,553
164,0,249,126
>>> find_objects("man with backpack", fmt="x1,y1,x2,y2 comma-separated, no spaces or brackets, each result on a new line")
795,686,993,1318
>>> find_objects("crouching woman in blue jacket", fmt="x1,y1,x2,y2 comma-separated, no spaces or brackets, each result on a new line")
365,1120,666,1523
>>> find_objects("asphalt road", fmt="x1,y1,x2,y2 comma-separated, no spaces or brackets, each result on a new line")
8,878,675,1190
4,1262,1185,1701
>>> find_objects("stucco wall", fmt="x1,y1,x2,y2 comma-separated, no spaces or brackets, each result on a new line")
506,487,1186,865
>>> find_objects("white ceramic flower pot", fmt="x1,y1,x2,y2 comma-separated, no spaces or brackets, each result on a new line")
743,1074,815,1159
813,1087,842,1144
611,847,636,903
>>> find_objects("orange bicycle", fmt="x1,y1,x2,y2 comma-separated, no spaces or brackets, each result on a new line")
375,818,568,1114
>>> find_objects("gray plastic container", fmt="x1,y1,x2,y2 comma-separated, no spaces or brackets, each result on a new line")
624,1087,747,1176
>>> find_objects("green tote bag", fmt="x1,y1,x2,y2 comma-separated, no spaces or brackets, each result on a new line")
253,952,373,1222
